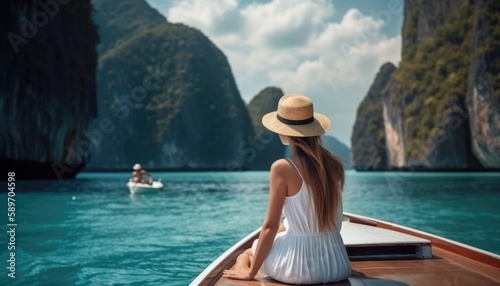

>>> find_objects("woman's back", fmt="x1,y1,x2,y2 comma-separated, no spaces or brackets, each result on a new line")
253,158,351,284
223,94,351,284
283,158,343,234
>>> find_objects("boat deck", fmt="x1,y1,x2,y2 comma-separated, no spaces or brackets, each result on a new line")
193,214,500,286
215,248,500,285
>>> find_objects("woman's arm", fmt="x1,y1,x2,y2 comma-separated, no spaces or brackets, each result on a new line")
223,159,289,281
248,159,288,277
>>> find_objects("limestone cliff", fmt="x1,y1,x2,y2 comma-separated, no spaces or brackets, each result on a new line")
385,0,477,169
357,0,499,171
466,0,500,168
0,0,98,179
88,0,254,170
351,63,395,170
247,87,285,170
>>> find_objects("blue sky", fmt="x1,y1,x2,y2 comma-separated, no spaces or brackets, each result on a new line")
145,0,404,146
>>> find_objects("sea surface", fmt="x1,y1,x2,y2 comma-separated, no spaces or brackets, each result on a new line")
1,171,499,285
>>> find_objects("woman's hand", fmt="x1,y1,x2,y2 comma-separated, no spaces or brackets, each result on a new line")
222,269,254,281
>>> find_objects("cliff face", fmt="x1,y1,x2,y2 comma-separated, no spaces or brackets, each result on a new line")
402,0,461,51
351,63,395,170
88,0,254,169
386,0,476,169
357,0,499,171
467,0,500,167
247,87,285,170
92,0,166,54
0,0,98,179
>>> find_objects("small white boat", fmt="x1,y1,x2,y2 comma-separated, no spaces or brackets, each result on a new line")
127,179,163,194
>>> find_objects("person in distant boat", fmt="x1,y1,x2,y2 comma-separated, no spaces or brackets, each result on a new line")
132,163,153,185
223,94,352,284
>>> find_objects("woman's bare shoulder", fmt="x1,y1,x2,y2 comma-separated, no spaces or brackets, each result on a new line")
270,159,295,176
271,158,289,168
270,158,303,194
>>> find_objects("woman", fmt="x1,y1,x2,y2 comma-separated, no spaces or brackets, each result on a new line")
223,94,352,284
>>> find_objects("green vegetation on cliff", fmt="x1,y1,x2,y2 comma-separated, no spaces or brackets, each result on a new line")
475,0,500,100
354,0,500,170
391,0,475,158
93,0,166,53
89,0,254,168
351,63,396,170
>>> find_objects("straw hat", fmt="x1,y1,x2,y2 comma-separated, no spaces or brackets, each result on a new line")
262,94,330,137
133,163,142,170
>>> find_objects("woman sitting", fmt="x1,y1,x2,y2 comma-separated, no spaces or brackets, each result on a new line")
223,94,351,284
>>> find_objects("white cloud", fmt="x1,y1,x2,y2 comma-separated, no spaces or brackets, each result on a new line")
164,0,401,146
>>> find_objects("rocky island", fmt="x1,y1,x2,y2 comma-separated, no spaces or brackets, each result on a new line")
352,0,499,171
0,0,98,179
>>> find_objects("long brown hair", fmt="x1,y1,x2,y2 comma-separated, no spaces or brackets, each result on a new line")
289,136,345,232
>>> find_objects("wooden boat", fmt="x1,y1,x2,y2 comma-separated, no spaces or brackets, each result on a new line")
191,212,500,285
127,179,163,194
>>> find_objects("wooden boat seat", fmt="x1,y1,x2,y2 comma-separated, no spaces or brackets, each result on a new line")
341,221,432,260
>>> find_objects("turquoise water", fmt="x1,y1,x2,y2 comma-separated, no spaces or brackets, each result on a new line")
1,171,499,285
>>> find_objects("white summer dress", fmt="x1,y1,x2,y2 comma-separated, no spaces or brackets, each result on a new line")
251,159,352,284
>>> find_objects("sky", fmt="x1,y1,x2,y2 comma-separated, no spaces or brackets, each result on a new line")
145,0,404,146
